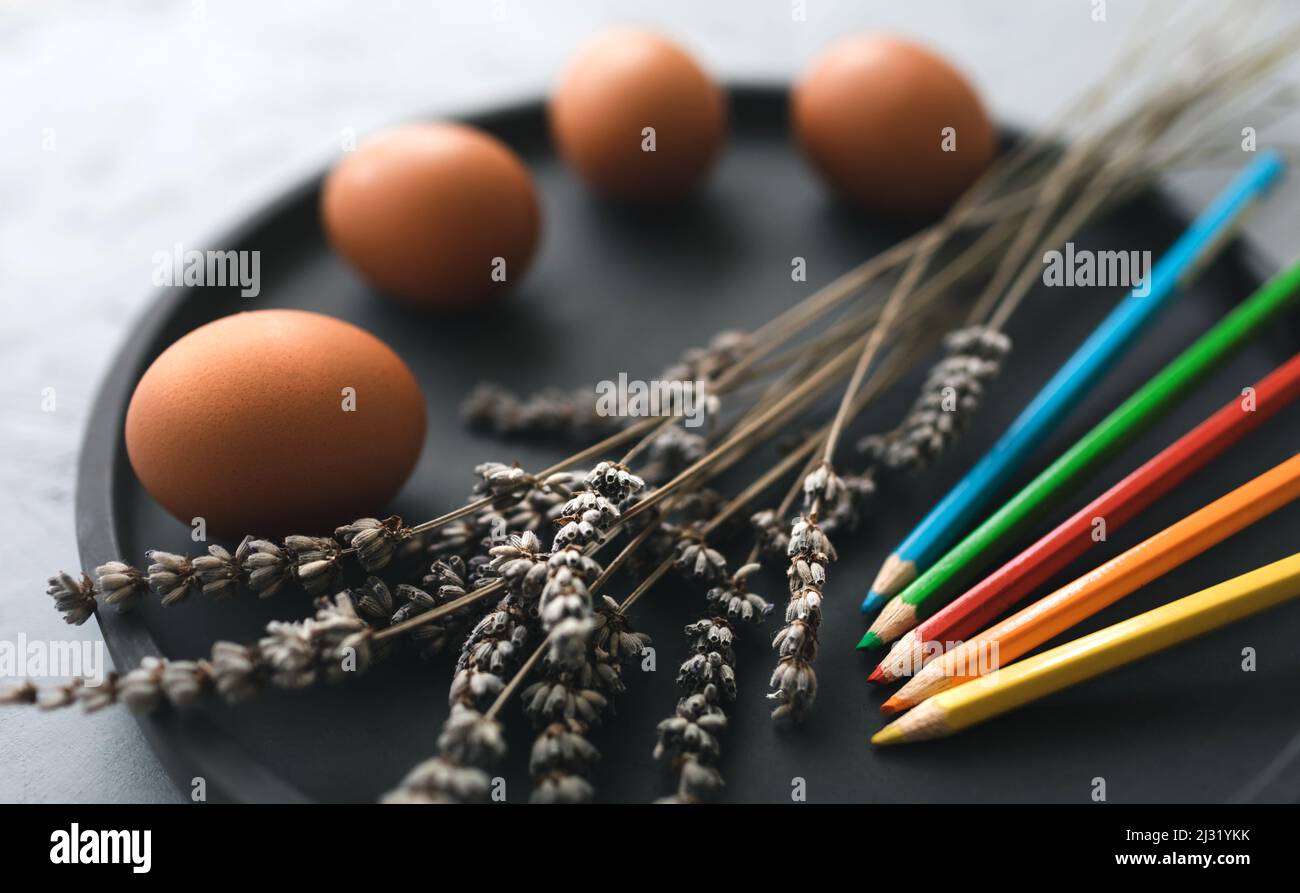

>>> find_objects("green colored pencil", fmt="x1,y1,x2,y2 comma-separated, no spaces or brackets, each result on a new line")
858,256,1300,651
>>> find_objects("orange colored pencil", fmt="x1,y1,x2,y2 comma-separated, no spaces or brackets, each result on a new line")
883,451,1300,714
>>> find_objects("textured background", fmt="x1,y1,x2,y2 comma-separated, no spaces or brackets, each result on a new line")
1,0,1297,803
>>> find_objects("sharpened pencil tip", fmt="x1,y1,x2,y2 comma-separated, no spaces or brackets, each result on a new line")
857,630,881,650
871,723,905,747
866,665,885,684
861,592,885,615
880,695,910,716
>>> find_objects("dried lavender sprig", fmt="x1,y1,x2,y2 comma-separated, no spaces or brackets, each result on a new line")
494,461,645,802
654,561,771,803
353,559,496,660
46,458,568,625
767,464,842,723
387,551,633,805
528,490,771,804
541,462,645,659
383,705,507,804
383,523,570,804
49,518,390,623
397,465,662,806
464,331,751,443
639,427,708,487
857,325,1011,475
520,648,607,803
46,572,98,625
523,596,652,803
463,383,624,440
45,449,579,627
750,466,876,563
447,531,549,712
7,591,375,714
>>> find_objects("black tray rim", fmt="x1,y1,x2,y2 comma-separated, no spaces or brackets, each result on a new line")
74,85,1291,804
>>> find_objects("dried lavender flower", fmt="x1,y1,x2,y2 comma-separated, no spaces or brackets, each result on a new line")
585,461,645,503
424,518,482,559
520,600,649,802
462,382,622,440
439,704,507,767
678,618,738,699
474,461,575,513
258,620,319,689
448,566,544,712
11,591,395,720
820,472,877,535
335,516,410,572
522,663,607,727
47,571,96,625
660,329,752,384
310,592,374,680
803,462,843,508
485,531,549,600
642,427,708,484
538,547,599,646
423,555,470,600
657,755,726,804
209,641,262,703
705,563,773,625
675,541,728,582
0,681,38,706
461,329,750,446
749,508,790,561
458,605,530,681
859,325,1011,474
473,461,533,497
769,508,836,723
191,537,253,599
352,575,396,625
383,705,506,804
144,551,197,606
118,657,209,713
654,688,729,803
284,535,343,596
529,719,599,804
244,539,292,598
258,591,371,688
591,596,652,663
94,561,147,611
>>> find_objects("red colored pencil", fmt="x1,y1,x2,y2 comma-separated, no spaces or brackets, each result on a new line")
870,350,1300,684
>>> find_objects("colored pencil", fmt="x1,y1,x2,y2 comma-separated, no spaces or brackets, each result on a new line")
882,451,1300,714
860,152,1285,614
867,350,1300,681
872,551,1300,746
857,255,1300,650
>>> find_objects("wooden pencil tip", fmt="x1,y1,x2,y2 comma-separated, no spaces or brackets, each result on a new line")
860,591,885,615
869,554,918,602
880,695,910,716
867,596,918,646
871,723,906,747
857,630,881,650
866,665,886,684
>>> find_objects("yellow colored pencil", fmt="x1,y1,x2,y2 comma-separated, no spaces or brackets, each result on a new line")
872,551,1300,746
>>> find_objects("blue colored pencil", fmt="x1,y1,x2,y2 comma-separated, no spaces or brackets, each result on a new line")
862,150,1285,615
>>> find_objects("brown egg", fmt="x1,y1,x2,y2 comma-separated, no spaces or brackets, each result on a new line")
322,122,540,308
793,34,996,217
125,309,426,538
550,29,727,203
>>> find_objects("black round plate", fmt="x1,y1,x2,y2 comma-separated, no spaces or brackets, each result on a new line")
77,88,1300,803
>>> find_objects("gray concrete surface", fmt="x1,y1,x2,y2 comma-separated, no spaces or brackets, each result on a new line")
1,0,1296,803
